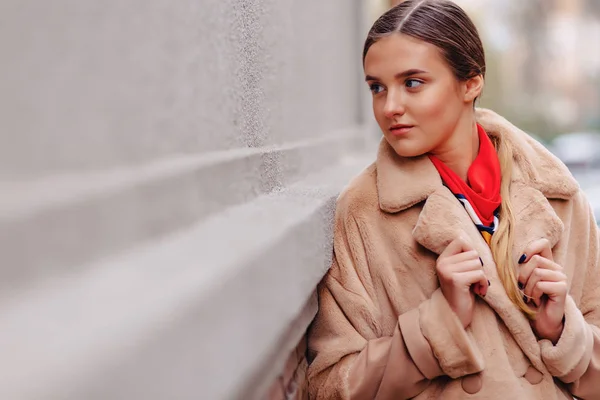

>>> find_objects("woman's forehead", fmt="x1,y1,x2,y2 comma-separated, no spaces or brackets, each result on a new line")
364,34,446,77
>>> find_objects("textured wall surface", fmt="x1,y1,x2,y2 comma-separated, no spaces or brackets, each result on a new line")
0,1,373,398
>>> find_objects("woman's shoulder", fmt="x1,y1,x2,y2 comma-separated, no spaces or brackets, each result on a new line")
476,108,552,157
477,108,579,199
335,162,381,222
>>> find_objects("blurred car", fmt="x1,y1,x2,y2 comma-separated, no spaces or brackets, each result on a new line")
546,131,600,225
550,131,600,170
583,184,600,226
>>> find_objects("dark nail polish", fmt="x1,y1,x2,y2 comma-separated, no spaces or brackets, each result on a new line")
518,282,524,289
523,295,528,303
479,257,484,266
488,280,491,286
518,254,527,264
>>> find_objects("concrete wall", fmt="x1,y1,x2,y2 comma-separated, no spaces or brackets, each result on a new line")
0,1,373,399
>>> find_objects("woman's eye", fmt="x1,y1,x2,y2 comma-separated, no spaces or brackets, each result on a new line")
369,83,384,94
405,79,423,89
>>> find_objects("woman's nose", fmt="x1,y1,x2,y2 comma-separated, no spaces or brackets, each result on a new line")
383,90,406,119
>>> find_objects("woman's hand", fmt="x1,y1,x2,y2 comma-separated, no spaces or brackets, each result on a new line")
518,239,568,344
437,236,489,329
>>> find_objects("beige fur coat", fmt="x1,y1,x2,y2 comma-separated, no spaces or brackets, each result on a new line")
307,109,600,399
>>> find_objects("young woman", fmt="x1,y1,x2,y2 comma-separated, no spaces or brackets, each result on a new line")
306,1,600,399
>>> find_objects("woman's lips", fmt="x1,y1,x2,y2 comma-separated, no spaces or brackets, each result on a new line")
389,125,414,136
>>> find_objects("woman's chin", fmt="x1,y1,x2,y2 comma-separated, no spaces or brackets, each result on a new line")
389,142,427,159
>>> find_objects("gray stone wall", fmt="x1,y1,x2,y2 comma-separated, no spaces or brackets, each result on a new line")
0,1,374,399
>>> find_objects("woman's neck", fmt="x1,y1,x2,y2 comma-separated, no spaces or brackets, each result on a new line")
431,118,480,182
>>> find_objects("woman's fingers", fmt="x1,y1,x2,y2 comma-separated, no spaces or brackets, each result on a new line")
520,238,553,264
473,282,488,297
518,254,561,289
448,258,484,273
441,235,475,257
445,249,480,265
524,268,567,307
437,236,488,329
437,257,484,285
455,269,489,292
534,281,568,302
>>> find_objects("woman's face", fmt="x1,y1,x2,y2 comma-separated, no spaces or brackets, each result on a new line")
364,33,479,158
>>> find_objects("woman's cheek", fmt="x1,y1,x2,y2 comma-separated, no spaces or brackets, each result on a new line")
417,88,448,118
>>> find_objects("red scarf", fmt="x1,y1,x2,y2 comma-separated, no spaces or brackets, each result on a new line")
428,124,501,227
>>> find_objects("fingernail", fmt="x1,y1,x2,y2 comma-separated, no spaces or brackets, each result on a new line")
518,282,524,289
488,280,491,286
523,295,528,303
518,254,527,264
479,257,484,266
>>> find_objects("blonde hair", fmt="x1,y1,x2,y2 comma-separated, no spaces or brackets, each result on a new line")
490,135,535,318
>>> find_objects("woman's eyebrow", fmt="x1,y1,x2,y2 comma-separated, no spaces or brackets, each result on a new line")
365,69,428,81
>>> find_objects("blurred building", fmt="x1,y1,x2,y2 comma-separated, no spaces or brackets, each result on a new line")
486,0,600,135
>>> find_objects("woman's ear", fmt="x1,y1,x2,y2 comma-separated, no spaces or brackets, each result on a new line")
464,75,484,103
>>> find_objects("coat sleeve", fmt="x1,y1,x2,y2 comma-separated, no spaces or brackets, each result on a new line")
539,191,600,399
306,210,485,399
